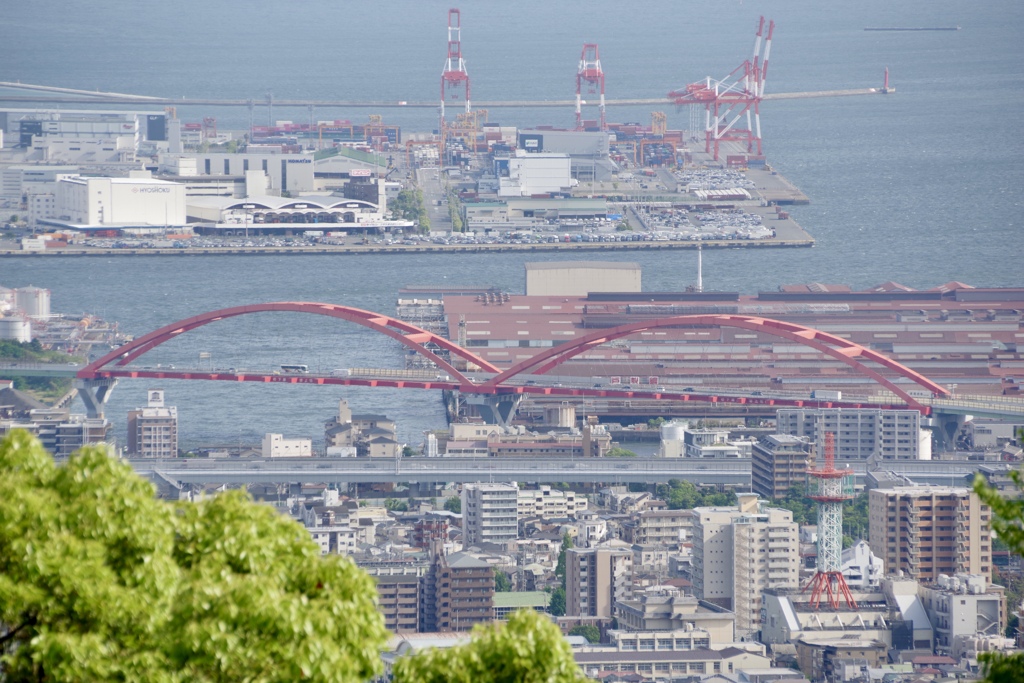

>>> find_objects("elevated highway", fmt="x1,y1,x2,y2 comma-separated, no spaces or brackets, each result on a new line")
127,455,989,488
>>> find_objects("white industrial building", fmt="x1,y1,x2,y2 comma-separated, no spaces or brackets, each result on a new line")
53,174,185,228
262,433,312,458
919,574,1006,658
517,129,615,182
498,151,571,197
186,194,408,235
159,151,317,194
524,261,641,296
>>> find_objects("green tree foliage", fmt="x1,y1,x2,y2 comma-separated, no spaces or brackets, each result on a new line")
655,479,737,510
548,587,566,618
384,497,409,512
604,447,638,458
647,417,666,429
494,568,512,592
393,609,584,683
444,496,461,514
568,624,600,644
0,430,388,683
402,445,416,457
974,464,1024,683
554,533,573,589
390,188,427,225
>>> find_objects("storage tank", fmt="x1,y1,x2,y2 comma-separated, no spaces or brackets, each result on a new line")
660,420,689,442
0,315,32,343
0,286,14,308
15,286,51,319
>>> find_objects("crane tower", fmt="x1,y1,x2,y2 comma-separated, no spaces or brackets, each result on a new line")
804,432,858,610
576,43,606,131
440,8,470,131
668,16,774,160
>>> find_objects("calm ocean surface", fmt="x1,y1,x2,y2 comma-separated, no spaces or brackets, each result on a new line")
2,0,1022,448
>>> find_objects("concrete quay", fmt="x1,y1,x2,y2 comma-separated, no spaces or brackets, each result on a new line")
0,237,814,258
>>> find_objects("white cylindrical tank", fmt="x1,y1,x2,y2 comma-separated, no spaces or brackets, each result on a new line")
0,286,14,308
0,315,32,343
660,420,689,442
15,286,51,319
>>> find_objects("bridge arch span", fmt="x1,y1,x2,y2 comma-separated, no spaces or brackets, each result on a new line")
482,314,948,411
78,302,499,384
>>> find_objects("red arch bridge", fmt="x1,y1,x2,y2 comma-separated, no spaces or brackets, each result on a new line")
75,301,949,421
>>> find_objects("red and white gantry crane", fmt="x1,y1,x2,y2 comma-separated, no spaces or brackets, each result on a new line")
440,8,470,131
576,43,606,131
668,16,774,160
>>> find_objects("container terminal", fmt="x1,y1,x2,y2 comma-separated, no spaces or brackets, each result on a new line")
0,12,891,253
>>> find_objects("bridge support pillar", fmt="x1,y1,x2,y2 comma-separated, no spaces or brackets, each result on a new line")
461,393,524,427
925,413,968,453
75,378,118,419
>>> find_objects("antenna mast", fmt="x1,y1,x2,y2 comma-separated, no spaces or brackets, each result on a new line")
804,432,858,610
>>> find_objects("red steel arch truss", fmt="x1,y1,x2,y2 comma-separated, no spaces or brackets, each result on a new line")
78,302,500,385
79,307,947,413
481,314,948,412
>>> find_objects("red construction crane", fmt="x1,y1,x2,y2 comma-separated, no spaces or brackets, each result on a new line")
440,8,470,131
668,16,774,160
576,43,606,131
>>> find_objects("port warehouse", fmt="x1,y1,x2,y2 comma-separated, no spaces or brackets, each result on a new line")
399,274,1024,396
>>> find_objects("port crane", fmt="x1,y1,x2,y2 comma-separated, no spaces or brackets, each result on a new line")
575,43,607,131
440,7,470,132
668,16,774,161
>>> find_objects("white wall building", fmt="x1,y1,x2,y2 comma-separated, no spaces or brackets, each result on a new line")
691,494,800,634
262,433,312,458
661,427,752,458
919,574,1006,657
517,485,588,518
159,151,316,194
841,540,884,589
498,151,572,197
55,175,185,227
461,482,519,546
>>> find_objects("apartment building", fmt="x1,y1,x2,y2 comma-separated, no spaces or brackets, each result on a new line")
517,485,588,518
566,544,634,619
0,408,111,457
776,408,927,461
690,494,800,634
621,509,693,549
868,486,992,582
359,561,430,634
430,552,494,632
461,482,519,546
751,434,812,499
126,389,177,458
